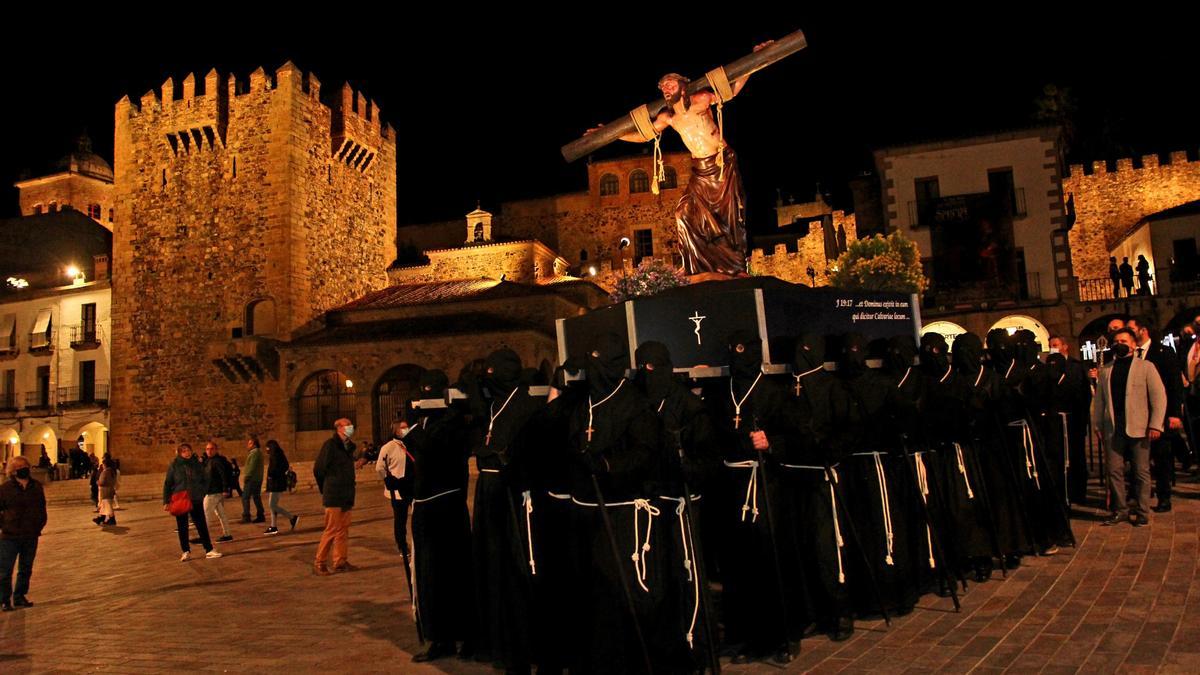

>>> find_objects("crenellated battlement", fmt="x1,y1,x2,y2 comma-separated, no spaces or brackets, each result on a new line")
1066,149,1195,178
116,61,394,163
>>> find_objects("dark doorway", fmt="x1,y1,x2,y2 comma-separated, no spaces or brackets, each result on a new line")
373,364,423,444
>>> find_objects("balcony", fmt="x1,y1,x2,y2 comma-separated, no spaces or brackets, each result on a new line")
0,339,17,360
206,336,279,382
1076,265,1199,303
28,330,55,354
68,324,102,350
922,272,1045,311
58,383,109,407
907,188,1026,227
24,391,53,411
0,392,17,413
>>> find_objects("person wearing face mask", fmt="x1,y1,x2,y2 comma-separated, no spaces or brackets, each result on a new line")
1048,336,1092,505
708,329,802,663
461,348,544,674
633,340,720,672
312,417,362,575
1095,327,1167,526
402,370,476,664
1126,317,1186,513
376,420,414,557
0,456,47,612
562,332,666,673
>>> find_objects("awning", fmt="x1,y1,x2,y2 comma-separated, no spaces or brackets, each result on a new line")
0,314,14,343
32,308,52,335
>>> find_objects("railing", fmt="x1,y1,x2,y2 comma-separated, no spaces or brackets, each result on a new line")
923,272,1044,308
24,391,53,409
0,338,16,356
57,383,109,406
1077,266,1172,302
907,188,1027,226
68,324,101,347
28,330,55,352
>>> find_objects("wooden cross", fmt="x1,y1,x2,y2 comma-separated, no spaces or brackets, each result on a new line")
485,431,492,446
794,380,802,397
733,414,742,430
586,426,594,442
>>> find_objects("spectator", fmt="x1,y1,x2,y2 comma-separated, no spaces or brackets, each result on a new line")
1119,257,1135,297
1135,255,1153,295
313,418,365,575
264,440,299,535
240,436,265,523
1096,328,1167,527
1108,257,1121,299
0,456,47,612
203,442,235,542
93,458,117,526
229,458,243,498
1127,317,1186,512
163,443,222,561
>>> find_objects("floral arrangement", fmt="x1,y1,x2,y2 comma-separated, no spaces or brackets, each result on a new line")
829,232,928,294
610,257,689,302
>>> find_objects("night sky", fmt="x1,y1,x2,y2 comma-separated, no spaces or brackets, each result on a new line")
2,9,1195,236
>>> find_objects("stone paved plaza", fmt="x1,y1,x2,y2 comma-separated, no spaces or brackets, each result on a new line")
3,475,1200,674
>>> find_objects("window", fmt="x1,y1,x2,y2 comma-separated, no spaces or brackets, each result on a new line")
1,370,13,409
245,298,276,336
579,249,588,262
633,228,654,264
0,314,14,352
660,166,678,190
913,177,939,224
296,370,356,431
80,361,96,403
599,173,619,196
81,304,97,342
987,168,1017,215
36,365,50,408
87,204,102,219
473,222,485,243
108,209,114,222
31,308,52,350
629,170,650,194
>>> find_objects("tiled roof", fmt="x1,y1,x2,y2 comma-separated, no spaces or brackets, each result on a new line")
332,279,573,312
287,312,541,347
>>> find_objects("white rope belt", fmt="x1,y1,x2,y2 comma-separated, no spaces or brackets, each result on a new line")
1059,412,1070,471
571,496,661,592
479,468,501,473
914,454,936,570
953,442,975,499
825,466,846,584
547,491,572,500
522,490,536,576
1008,419,1041,488
871,453,895,566
659,496,700,648
411,487,461,504
724,460,759,523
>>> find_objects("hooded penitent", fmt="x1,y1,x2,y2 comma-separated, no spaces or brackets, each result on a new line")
840,333,869,378
952,333,984,373
419,369,450,401
919,332,950,376
484,348,523,396
793,332,824,373
727,329,763,381
587,333,629,397
634,340,674,401
887,335,918,376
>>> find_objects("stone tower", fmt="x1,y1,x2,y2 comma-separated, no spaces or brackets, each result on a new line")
110,63,397,471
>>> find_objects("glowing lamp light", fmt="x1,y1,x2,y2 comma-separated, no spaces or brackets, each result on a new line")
66,265,80,278
1163,334,1178,351
6,277,28,289
1005,327,1018,336
588,266,597,276
42,432,50,440
345,379,354,389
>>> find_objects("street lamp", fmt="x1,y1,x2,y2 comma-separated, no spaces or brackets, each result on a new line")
806,265,816,287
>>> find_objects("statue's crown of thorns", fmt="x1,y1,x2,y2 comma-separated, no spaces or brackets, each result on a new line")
658,73,690,88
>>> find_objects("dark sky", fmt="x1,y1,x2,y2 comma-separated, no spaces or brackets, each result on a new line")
2,9,1196,233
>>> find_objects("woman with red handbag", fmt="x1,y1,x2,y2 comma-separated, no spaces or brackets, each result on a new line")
163,443,222,561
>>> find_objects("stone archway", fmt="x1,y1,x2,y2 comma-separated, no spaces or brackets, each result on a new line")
990,315,1051,353
20,424,57,463
372,364,423,444
920,321,968,351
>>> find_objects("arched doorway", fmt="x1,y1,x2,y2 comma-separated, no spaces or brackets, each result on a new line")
20,424,57,464
295,370,357,433
1077,313,1129,345
990,315,1051,353
920,321,968,351
0,427,19,466
65,421,109,462
373,364,423,444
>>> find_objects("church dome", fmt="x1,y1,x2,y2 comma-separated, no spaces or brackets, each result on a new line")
54,134,113,182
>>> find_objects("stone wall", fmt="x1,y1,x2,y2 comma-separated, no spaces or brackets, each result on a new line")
18,175,114,228
387,240,568,285
110,64,396,472
748,212,858,286
1064,150,1200,281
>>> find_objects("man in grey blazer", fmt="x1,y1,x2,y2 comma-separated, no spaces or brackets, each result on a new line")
1095,328,1167,526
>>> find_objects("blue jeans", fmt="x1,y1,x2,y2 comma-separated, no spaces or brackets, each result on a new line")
268,491,294,528
0,537,39,603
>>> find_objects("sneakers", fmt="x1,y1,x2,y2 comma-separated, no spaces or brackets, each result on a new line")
180,551,192,562
313,563,332,576
265,527,280,535
290,515,299,531
205,550,223,559
218,535,234,542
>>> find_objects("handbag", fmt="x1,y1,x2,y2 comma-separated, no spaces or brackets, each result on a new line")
168,490,192,516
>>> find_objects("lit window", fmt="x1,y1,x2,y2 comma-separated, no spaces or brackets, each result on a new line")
599,173,619,196
296,370,357,431
629,170,650,194
660,166,678,190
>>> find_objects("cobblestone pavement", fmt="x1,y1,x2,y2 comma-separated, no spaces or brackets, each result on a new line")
2,479,1200,673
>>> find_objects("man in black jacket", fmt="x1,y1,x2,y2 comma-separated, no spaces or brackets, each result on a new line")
0,456,48,611
313,418,363,575
1127,317,1185,512
203,441,234,542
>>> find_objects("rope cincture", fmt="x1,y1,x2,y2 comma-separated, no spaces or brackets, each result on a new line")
724,460,760,522
705,66,734,182
1008,419,1041,489
660,495,704,649
953,442,975,499
860,452,895,565
914,452,936,570
570,496,661,593
523,490,536,576
629,104,665,195
826,466,846,584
